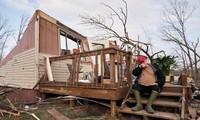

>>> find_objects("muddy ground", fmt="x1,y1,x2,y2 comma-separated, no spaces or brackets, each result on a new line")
1,90,200,120
0,97,142,120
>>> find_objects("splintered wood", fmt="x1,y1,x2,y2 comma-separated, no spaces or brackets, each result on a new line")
0,108,20,117
0,89,20,117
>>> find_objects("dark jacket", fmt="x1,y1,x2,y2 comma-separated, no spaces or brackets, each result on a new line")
132,64,166,88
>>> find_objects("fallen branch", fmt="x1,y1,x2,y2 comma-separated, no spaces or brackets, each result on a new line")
6,98,17,111
0,108,20,117
0,97,21,117
21,111,40,120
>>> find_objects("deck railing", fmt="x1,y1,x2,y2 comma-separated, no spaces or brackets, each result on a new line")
48,47,132,89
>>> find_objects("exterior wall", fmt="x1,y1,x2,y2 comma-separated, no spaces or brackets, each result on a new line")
39,17,59,55
0,48,36,89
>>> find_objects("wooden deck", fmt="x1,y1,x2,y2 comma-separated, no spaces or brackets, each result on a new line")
39,48,133,117
40,82,130,100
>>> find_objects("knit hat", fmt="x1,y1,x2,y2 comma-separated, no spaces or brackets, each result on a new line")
137,56,147,64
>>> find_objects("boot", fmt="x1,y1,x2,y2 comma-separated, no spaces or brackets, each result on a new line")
145,90,158,114
131,90,143,111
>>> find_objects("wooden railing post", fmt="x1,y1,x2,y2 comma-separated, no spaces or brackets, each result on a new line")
100,50,104,87
95,52,98,87
110,53,115,86
181,73,187,119
126,52,132,85
111,100,116,118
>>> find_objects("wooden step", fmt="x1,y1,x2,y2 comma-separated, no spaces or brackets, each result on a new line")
159,92,182,97
129,91,182,97
127,98,181,108
118,107,181,120
162,83,190,93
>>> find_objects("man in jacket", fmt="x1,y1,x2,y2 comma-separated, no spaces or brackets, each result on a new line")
131,55,165,114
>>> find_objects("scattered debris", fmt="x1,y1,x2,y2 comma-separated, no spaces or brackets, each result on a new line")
188,106,197,119
0,96,20,117
0,108,20,117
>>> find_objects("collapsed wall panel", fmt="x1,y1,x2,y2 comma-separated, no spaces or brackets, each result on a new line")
51,60,71,82
0,18,36,89
0,48,36,89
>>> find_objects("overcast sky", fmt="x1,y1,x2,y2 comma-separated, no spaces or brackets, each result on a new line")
0,0,199,56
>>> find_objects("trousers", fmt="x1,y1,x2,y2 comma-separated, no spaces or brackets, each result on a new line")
132,83,160,93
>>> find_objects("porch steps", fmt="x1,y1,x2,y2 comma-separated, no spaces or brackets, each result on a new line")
119,83,185,119
118,107,180,120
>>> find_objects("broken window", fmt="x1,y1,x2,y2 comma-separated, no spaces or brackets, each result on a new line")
60,30,80,55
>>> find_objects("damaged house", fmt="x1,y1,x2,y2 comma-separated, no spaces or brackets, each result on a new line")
0,10,193,119
0,10,131,117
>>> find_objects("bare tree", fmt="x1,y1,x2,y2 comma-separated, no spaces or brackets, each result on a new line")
16,13,29,43
0,14,13,61
80,0,164,62
160,0,199,81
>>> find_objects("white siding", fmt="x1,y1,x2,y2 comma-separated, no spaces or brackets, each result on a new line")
38,54,94,83
0,48,36,89
51,60,71,82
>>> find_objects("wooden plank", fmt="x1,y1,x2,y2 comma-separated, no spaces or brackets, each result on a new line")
46,57,53,81
47,108,70,120
69,100,76,108
95,52,98,87
111,100,116,117
49,47,125,62
100,50,104,87
76,55,81,86
117,51,120,87
118,107,180,120
37,10,57,24
163,83,191,88
127,98,181,108
71,57,76,85
125,54,132,84
129,90,183,97
181,88,186,119
119,52,123,86
110,53,115,85
40,84,129,100
159,92,182,97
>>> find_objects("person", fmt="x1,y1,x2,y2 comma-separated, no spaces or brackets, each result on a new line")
131,55,165,114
